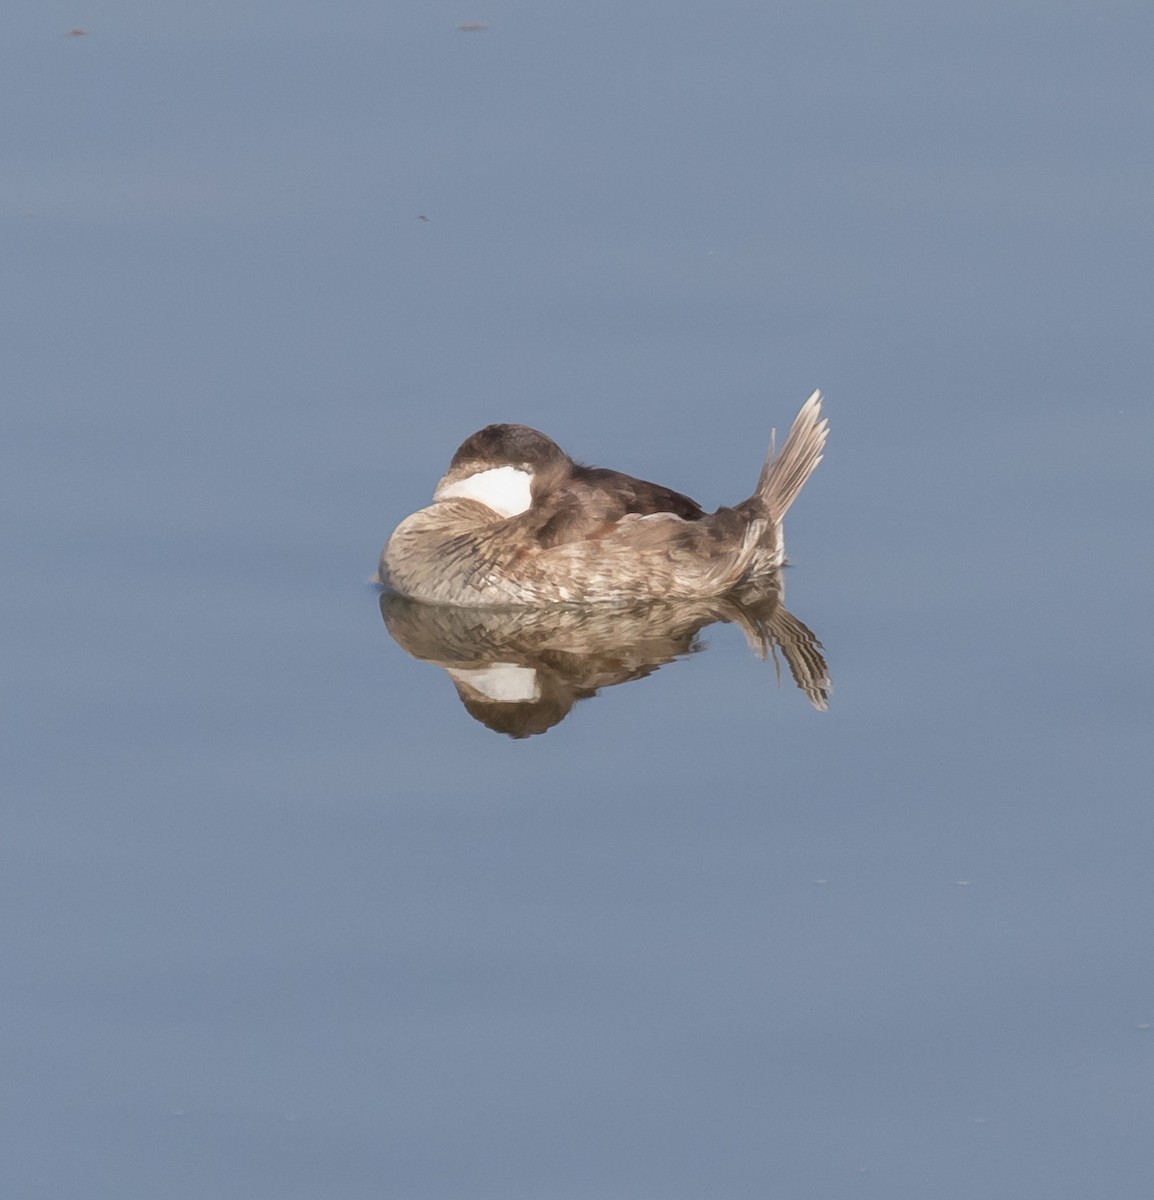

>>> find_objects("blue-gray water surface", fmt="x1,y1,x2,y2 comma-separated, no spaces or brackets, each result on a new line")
5,3,1153,1197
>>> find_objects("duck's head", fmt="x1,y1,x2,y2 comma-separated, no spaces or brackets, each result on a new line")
433,424,572,518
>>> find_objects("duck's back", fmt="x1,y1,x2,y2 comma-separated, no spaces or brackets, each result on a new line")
528,468,704,549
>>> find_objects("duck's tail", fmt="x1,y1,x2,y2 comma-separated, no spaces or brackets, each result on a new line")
733,390,827,578
754,389,828,524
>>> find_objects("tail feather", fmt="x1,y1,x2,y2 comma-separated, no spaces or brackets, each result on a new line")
755,389,828,523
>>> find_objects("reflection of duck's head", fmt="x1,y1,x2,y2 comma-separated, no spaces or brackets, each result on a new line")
381,393,828,607
442,662,588,740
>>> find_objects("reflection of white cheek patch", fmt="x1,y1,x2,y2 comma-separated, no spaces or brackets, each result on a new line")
436,466,534,518
446,664,541,703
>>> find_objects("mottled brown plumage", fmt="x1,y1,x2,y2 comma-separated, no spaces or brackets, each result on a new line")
381,391,828,606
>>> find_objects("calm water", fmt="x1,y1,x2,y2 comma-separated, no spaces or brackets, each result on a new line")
5,3,1153,1197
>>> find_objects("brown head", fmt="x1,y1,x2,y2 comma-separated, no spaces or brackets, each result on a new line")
434,424,575,518
448,424,571,474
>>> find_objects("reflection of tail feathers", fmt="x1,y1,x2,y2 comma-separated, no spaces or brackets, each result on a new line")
767,609,830,711
725,587,830,711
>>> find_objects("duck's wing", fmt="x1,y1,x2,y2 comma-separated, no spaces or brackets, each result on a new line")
524,472,705,550
572,467,706,521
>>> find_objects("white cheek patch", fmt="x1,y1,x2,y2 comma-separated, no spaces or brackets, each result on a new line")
435,466,534,518
446,664,541,703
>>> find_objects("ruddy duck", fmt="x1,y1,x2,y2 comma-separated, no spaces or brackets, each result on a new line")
381,390,828,607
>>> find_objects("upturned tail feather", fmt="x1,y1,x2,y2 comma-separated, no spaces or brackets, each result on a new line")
754,389,828,524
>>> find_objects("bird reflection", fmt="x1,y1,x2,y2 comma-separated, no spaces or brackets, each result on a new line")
378,569,829,738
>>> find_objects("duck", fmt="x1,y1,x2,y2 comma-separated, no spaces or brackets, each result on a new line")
380,390,828,607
